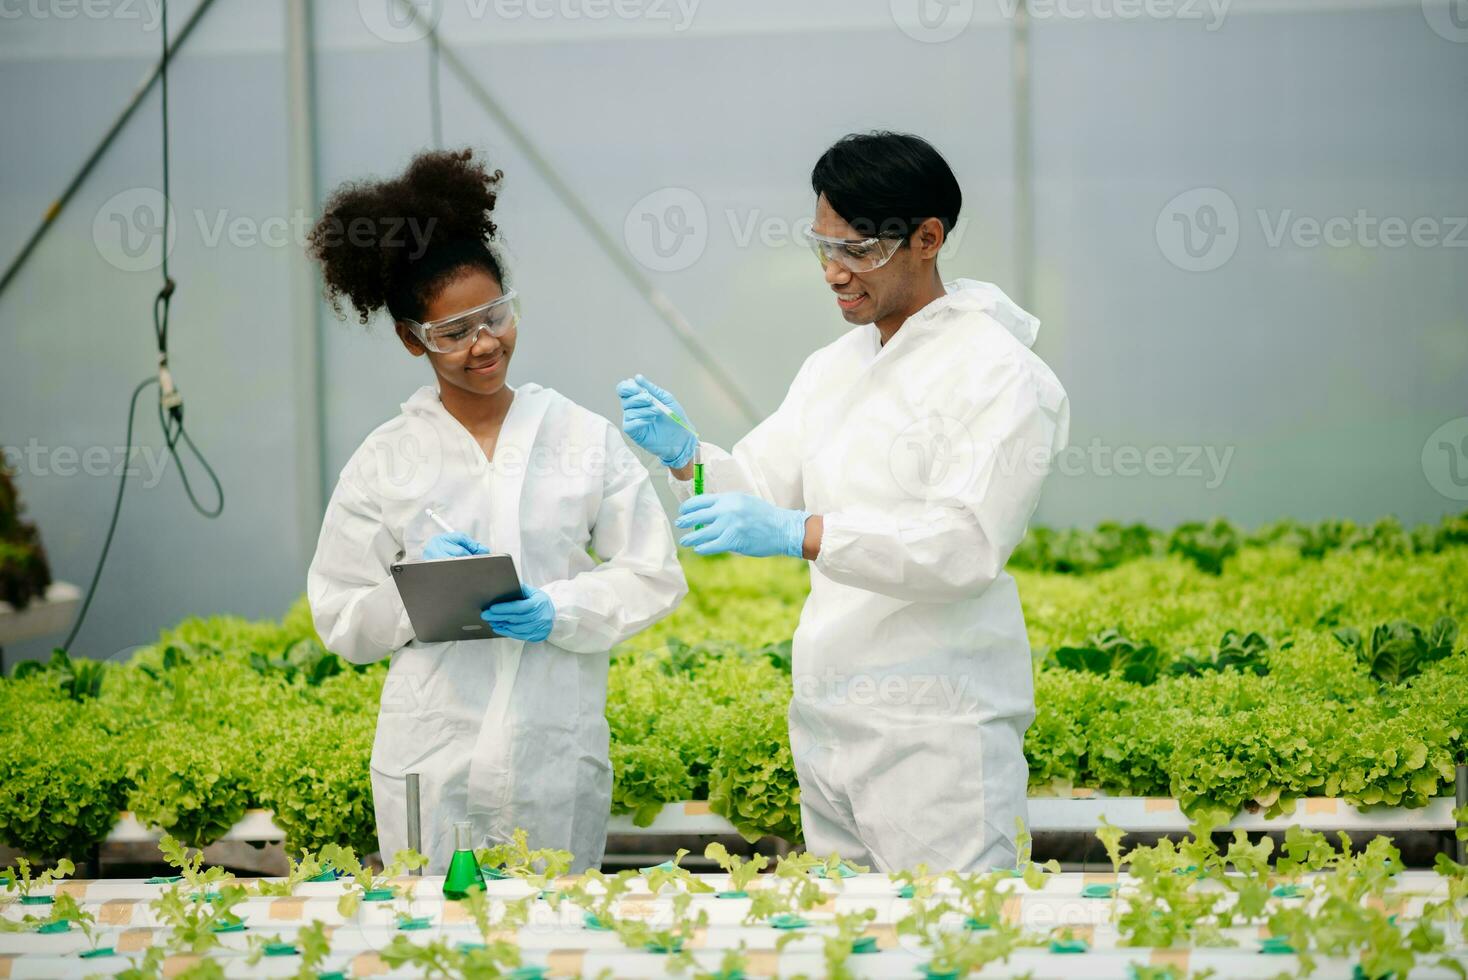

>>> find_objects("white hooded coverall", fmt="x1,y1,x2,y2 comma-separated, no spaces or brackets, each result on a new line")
672,280,1069,872
309,383,686,872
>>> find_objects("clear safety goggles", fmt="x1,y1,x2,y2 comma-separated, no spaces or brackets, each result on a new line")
403,290,520,354
804,230,905,274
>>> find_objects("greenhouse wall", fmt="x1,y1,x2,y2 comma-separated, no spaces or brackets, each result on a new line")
1,0,1464,662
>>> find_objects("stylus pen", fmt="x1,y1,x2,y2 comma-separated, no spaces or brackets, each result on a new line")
424,507,456,535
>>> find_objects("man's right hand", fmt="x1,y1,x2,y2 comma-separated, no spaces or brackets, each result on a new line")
617,375,698,469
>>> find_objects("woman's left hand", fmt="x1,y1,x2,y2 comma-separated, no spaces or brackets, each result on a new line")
481,588,556,642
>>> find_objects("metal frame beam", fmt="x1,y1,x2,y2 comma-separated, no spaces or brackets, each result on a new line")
390,0,762,427
0,0,224,300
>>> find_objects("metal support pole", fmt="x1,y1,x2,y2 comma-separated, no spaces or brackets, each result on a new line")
1456,763,1466,866
285,0,327,539
1011,0,1035,311
406,773,423,874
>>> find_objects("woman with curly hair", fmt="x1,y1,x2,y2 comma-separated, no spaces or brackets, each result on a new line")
305,149,686,872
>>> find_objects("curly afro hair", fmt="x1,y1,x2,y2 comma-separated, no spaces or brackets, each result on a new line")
308,148,506,325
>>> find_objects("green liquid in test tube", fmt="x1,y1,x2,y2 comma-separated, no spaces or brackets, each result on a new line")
443,821,485,899
646,390,706,530
693,452,705,530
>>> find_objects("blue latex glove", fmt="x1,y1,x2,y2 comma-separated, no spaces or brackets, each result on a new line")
675,493,810,558
617,374,698,469
423,532,489,560
481,588,556,643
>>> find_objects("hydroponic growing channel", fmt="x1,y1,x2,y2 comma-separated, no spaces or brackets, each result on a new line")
2,513,1466,862
3,821,1468,978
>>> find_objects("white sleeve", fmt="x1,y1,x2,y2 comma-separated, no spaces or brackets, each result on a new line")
667,354,818,509
306,473,414,665
542,426,689,654
813,361,1069,603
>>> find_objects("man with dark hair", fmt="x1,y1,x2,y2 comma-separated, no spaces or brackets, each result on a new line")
619,132,1069,871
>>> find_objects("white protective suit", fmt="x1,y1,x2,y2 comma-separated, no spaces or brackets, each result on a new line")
673,280,1069,872
309,383,686,873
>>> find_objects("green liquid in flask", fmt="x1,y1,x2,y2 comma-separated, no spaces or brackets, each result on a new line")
443,821,485,900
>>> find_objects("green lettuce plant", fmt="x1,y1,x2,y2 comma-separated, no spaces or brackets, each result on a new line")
319,844,428,916
477,828,573,893
0,465,53,610
1332,616,1458,685
704,842,768,893
1,856,74,901
11,649,104,700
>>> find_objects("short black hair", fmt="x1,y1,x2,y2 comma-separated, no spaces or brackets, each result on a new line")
811,131,962,240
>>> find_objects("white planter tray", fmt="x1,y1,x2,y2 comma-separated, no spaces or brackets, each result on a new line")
2,870,1464,979
101,796,1462,847
0,581,80,647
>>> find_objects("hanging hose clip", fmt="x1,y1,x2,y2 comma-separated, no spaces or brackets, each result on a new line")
158,353,183,420
155,277,183,423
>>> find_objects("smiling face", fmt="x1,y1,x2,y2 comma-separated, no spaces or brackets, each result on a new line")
395,268,516,398
811,193,938,331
